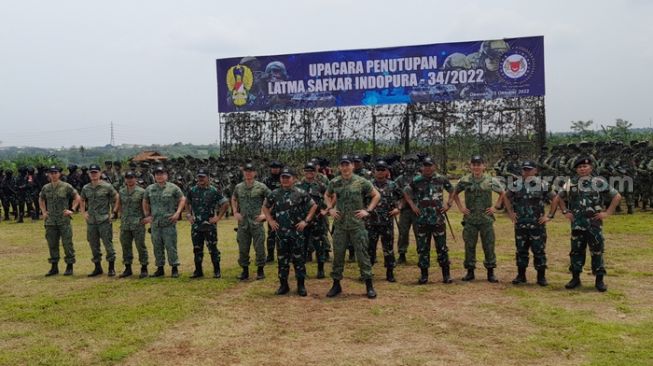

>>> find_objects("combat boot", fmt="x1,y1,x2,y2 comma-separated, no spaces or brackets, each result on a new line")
565,271,581,289
119,264,133,278
326,280,342,297
627,205,634,215
462,268,475,281
512,266,527,284
171,265,179,278
365,279,377,299
256,266,265,280
139,265,148,278
213,262,221,279
17,214,23,223
88,262,103,277
418,267,429,284
441,264,453,284
306,251,313,262
275,278,290,295
297,278,307,297
190,262,204,278
487,268,499,283
536,268,548,286
45,263,59,277
266,252,274,263
107,261,116,277
386,267,396,283
316,262,325,279
150,266,165,277
595,274,607,292
397,253,407,264
63,263,73,276
237,266,249,281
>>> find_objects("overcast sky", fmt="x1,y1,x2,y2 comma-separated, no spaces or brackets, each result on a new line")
1,0,651,148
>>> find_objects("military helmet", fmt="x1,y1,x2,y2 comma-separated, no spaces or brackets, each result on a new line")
443,52,471,70
479,39,510,71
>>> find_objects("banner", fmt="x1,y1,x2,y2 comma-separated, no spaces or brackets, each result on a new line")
216,36,544,112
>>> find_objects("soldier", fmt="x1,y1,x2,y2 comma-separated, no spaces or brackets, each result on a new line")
116,171,149,278
550,157,621,292
395,154,420,264
403,156,455,284
39,166,81,276
231,163,270,281
503,160,552,286
143,166,186,278
262,167,318,296
452,155,505,282
263,160,283,262
324,155,381,299
80,164,120,277
352,155,372,180
102,160,113,184
112,161,124,191
185,168,229,279
15,167,28,223
367,160,403,282
296,162,329,278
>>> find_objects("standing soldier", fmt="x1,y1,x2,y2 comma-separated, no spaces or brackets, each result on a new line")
395,154,419,264
263,160,283,262
102,161,113,184
550,157,621,292
185,168,229,279
367,160,403,282
503,160,553,286
232,163,271,281
39,166,81,276
262,167,318,296
403,157,455,284
352,155,372,180
116,171,149,278
452,156,505,283
143,166,186,278
112,161,124,190
296,162,329,278
80,164,120,277
324,155,381,299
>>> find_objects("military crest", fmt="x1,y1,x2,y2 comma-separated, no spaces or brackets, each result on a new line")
226,64,254,107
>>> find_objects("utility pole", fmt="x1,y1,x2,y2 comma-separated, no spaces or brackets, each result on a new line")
110,121,116,146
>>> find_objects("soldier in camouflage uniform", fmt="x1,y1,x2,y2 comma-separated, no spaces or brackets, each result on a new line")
551,157,621,292
262,167,317,296
80,164,120,277
117,171,149,278
231,163,271,281
143,165,186,278
263,160,283,262
112,161,124,190
403,157,455,284
452,156,505,283
185,168,229,279
395,154,420,264
39,166,81,276
367,160,402,282
503,160,552,286
324,155,381,299
296,162,329,278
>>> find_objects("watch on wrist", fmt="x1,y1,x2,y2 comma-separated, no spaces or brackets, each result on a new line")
562,209,570,214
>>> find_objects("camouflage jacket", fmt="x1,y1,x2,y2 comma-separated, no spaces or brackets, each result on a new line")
119,185,145,230
264,186,315,233
233,180,270,220
506,176,551,226
187,184,228,231
144,182,184,227
39,182,77,226
81,181,117,224
405,174,453,226
368,179,403,226
558,176,618,229
327,174,374,230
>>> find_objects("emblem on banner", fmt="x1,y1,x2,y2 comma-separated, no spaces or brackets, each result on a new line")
499,47,535,83
226,64,254,107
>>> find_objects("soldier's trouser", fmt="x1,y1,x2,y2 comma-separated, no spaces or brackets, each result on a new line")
323,216,332,253
462,221,496,269
397,208,418,254
331,226,373,281
16,196,26,219
120,226,148,266
367,224,396,268
266,223,278,256
514,224,547,269
45,224,75,264
191,227,220,266
2,196,16,218
305,219,328,263
151,225,180,267
569,226,605,275
277,230,306,280
30,193,40,219
87,221,116,263
237,220,266,267
416,223,449,269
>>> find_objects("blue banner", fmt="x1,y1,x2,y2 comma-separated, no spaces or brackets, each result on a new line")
216,36,544,112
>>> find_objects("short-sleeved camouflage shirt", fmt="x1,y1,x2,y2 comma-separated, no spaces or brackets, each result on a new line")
40,181,77,226
455,173,504,224
327,174,374,230
81,181,117,224
119,185,145,230
233,180,271,219
144,182,184,227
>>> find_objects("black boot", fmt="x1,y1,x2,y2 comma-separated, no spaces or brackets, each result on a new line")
119,264,133,278
326,279,342,297
237,266,249,281
171,265,179,278
595,274,607,292
441,265,453,284
397,253,407,264
139,265,148,279
306,251,313,262
256,266,265,280
88,262,103,277
386,267,396,283
190,262,204,278
150,266,164,278
627,205,634,215
512,266,527,284
536,268,548,286
45,263,59,277
266,251,274,263
487,268,499,283
63,263,73,276
275,278,290,295
365,279,377,299
418,267,429,284
213,262,221,279
297,278,307,297
17,214,23,223
316,262,325,279
565,271,581,289
462,268,475,281
107,261,116,277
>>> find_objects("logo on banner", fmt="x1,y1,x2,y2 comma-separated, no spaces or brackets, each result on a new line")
500,48,535,83
226,64,254,107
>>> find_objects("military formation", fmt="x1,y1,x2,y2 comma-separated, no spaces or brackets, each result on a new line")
2,140,644,297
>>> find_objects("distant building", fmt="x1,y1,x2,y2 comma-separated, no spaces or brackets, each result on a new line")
131,150,168,162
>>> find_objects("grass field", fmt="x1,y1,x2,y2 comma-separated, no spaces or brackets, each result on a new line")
1,208,652,365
